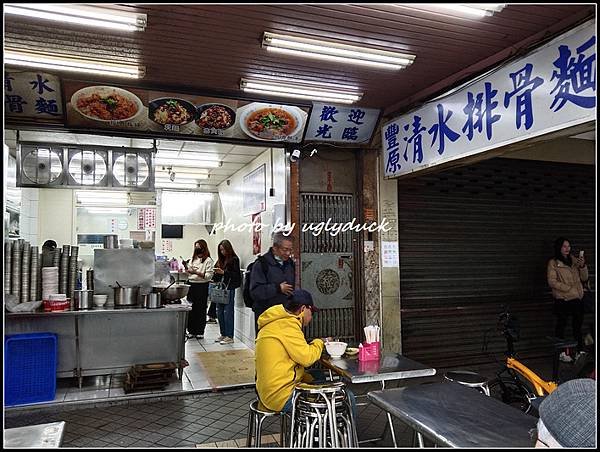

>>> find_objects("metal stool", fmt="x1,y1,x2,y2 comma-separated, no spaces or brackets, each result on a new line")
289,382,358,448
444,370,490,396
246,399,287,447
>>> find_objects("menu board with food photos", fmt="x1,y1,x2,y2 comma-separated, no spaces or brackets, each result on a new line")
63,81,310,144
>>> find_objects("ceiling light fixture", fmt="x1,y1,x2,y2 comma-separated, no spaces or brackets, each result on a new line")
240,78,363,104
154,157,221,168
4,50,145,79
408,4,506,17
155,174,209,182
155,182,200,189
4,4,147,31
262,32,415,70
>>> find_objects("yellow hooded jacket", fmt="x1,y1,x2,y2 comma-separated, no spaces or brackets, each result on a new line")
255,304,324,412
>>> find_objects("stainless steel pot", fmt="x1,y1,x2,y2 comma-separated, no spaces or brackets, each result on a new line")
153,283,190,303
74,289,94,310
103,234,119,249
142,292,162,309
113,286,139,307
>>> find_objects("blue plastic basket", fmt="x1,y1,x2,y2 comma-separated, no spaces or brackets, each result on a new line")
5,332,58,406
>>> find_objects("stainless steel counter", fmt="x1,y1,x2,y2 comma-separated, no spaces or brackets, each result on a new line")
4,421,65,448
5,305,190,317
5,305,191,388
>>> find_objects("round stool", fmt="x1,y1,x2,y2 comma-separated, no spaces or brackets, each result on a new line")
289,382,358,448
246,399,287,447
444,370,490,396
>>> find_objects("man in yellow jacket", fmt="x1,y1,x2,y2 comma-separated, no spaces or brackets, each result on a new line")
255,289,327,412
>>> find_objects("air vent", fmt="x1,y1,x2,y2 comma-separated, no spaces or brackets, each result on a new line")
112,151,152,189
18,145,64,186
67,149,108,186
17,142,154,191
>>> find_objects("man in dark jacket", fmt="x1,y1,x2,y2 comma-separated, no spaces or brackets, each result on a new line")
250,232,295,334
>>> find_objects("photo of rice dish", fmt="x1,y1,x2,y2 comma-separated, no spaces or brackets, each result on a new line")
196,104,235,129
152,99,194,125
75,91,139,121
246,107,297,139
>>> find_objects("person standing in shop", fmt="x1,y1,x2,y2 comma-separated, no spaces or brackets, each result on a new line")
185,239,214,339
547,236,589,362
250,232,295,334
213,239,241,344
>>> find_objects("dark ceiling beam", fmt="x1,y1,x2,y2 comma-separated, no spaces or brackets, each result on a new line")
383,7,595,118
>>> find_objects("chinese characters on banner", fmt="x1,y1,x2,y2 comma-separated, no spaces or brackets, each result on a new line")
305,103,381,144
382,21,596,179
5,71,64,119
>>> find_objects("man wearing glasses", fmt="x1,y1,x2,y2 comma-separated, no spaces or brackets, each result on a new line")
250,231,296,334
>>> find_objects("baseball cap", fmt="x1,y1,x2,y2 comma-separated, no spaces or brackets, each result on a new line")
538,378,596,447
291,289,320,312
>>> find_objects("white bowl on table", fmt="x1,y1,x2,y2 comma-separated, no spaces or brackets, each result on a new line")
325,341,348,358
93,295,108,307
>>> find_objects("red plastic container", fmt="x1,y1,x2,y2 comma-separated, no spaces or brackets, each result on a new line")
358,341,380,361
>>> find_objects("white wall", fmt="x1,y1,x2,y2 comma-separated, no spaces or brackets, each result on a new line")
161,224,219,262
215,147,287,347
38,188,74,247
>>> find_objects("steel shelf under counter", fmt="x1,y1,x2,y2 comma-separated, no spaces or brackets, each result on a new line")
5,305,191,388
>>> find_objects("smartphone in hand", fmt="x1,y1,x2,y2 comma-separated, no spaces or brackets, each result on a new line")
579,250,585,258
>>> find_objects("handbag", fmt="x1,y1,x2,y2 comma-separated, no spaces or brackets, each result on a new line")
208,281,230,304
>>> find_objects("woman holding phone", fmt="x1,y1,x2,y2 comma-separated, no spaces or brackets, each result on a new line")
185,239,214,339
213,240,241,344
547,237,589,362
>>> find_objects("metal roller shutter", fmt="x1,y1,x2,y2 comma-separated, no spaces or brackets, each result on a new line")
397,157,595,368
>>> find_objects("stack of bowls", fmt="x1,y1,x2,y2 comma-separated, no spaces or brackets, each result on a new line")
29,246,40,302
42,267,59,300
11,240,21,301
20,242,31,304
59,245,70,294
4,241,12,295
68,246,79,300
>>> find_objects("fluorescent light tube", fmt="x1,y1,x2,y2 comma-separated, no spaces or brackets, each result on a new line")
155,175,209,182
156,182,200,189
263,32,415,70
154,157,221,168
4,4,147,31
409,4,506,17
85,207,129,214
240,78,363,104
5,50,144,79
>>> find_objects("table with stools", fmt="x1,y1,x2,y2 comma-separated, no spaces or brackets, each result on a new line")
319,352,436,447
368,381,537,448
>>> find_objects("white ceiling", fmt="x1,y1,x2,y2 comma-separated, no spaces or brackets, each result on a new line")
3,129,273,192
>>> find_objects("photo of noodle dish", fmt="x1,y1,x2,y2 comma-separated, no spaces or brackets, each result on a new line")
148,97,196,126
71,86,143,123
239,103,305,141
196,104,236,130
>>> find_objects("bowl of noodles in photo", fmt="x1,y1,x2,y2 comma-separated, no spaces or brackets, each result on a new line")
148,97,196,126
239,103,305,141
195,103,236,130
71,86,144,124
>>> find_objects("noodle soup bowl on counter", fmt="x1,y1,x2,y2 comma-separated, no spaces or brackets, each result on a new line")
239,103,305,141
71,86,144,126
